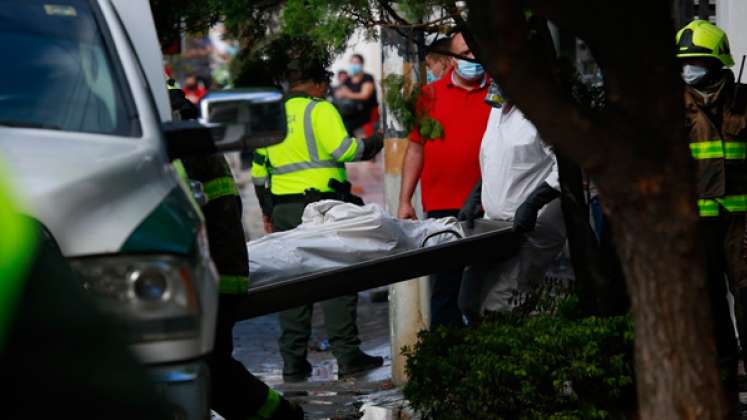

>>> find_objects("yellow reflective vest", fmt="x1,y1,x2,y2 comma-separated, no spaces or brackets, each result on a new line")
251,94,364,195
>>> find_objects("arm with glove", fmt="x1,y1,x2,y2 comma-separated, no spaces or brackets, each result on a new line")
458,179,484,229
513,142,560,233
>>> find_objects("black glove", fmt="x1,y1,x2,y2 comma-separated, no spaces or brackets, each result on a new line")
360,133,384,161
513,182,560,233
458,179,483,229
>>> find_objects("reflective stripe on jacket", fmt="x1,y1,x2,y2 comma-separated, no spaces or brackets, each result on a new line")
251,94,364,195
685,71,747,217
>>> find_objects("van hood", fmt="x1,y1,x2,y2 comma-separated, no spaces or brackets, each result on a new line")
0,127,183,256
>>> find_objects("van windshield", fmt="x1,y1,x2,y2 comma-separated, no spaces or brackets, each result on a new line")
0,0,134,136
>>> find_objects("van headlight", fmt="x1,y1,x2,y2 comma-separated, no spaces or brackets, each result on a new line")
69,255,201,343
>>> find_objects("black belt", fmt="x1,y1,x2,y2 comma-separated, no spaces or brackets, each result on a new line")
272,192,337,205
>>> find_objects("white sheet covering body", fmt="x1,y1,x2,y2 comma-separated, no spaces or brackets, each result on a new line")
248,200,464,286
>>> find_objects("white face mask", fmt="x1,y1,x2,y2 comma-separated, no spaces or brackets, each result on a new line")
682,64,709,86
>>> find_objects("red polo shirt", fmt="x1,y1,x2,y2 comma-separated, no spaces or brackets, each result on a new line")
409,69,491,212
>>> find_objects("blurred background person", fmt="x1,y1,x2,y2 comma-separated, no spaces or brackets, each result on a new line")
183,74,208,104
334,54,379,136
424,37,454,83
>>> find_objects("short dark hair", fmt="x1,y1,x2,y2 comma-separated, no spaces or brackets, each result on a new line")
426,37,453,57
352,54,365,64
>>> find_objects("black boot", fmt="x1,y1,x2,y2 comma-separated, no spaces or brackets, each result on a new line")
338,351,384,376
282,359,312,383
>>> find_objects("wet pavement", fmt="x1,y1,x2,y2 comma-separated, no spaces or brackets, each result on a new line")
232,292,404,419
235,157,405,419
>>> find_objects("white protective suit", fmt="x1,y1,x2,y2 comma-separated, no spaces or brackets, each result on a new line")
458,106,567,318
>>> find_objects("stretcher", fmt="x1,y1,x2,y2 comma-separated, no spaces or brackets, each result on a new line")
241,220,517,318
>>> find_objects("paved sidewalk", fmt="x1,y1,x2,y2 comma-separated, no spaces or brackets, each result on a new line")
235,157,405,419
233,292,402,419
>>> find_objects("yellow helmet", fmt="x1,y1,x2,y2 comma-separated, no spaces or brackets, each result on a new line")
676,20,734,67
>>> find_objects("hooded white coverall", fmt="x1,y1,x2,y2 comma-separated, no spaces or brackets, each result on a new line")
458,106,567,319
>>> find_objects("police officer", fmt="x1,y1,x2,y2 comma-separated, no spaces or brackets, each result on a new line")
251,49,384,382
169,85,304,419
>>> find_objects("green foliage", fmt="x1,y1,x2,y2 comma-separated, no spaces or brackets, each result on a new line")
231,34,332,87
281,0,364,55
383,74,443,139
403,300,635,419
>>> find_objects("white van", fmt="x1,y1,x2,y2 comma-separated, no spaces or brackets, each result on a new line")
0,0,285,418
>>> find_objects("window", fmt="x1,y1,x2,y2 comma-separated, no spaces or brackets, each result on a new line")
0,0,136,136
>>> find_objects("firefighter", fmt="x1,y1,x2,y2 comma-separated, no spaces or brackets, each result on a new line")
676,19,747,399
168,85,304,419
251,44,384,382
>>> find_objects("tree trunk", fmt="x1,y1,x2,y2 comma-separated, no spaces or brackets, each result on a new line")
613,187,726,419
556,153,628,317
464,0,727,417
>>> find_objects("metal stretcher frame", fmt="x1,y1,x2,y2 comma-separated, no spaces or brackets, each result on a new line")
240,220,518,318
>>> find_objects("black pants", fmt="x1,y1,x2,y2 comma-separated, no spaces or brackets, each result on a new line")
427,209,466,328
700,214,746,391
208,295,275,419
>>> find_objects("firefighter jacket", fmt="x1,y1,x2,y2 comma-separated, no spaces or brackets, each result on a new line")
685,70,747,217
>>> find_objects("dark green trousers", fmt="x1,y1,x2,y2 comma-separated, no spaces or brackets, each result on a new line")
271,202,361,373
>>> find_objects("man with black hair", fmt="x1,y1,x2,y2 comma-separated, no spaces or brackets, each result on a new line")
251,49,384,382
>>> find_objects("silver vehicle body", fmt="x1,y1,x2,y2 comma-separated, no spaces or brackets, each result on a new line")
0,0,217,417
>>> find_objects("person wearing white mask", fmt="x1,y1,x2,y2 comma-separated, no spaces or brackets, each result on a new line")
398,32,492,328
676,19,747,404
334,54,378,135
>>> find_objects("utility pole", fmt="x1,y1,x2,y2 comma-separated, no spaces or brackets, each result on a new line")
380,26,431,386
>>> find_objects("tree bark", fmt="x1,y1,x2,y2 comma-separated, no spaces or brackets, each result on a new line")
464,0,727,418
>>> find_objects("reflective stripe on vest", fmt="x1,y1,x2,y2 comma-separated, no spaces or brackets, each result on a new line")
203,177,239,203
304,101,320,160
690,140,747,160
262,98,349,194
698,194,747,217
248,388,282,420
272,160,345,175
218,275,249,295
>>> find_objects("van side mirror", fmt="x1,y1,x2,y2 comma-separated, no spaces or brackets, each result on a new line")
200,89,287,152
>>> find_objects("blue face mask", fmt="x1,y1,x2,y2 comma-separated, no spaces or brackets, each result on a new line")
349,63,362,76
426,69,438,84
456,59,485,80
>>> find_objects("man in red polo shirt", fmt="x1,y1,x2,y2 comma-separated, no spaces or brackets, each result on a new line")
397,32,491,328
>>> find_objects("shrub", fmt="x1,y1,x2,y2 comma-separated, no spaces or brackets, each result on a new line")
403,303,635,419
